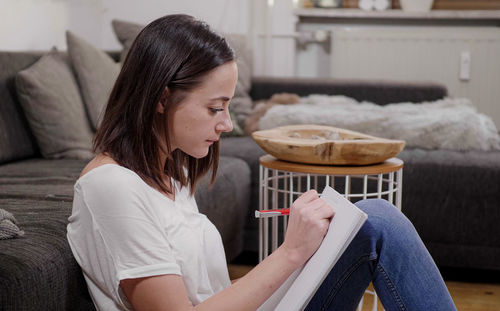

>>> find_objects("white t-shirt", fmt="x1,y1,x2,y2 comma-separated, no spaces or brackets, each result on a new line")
67,164,231,310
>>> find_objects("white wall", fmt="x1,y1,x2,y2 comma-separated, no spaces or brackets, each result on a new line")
0,0,250,51
1,0,74,50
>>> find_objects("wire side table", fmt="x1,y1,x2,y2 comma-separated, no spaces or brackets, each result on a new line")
256,155,404,311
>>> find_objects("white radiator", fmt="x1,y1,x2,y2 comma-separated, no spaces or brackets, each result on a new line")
326,26,500,128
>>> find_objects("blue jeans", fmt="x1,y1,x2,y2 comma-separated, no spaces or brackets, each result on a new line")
305,199,457,311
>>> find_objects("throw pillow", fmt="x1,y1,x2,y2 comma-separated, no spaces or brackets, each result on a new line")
111,19,143,63
221,111,244,137
225,34,254,132
230,82,253,132
110,19,253,133
224,34,252,94
0,209,24,240
15,47,94,159
66,31,121,130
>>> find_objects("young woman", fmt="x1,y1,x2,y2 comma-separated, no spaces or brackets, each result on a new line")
67,14,457,311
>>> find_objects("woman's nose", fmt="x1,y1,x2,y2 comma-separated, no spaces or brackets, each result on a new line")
216,112,233,133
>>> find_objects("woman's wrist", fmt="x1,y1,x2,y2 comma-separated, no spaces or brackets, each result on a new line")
274,244,305,270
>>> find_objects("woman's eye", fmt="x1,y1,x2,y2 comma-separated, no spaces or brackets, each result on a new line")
209,108,225,114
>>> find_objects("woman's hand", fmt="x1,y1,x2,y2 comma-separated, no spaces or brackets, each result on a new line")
280,190,335,267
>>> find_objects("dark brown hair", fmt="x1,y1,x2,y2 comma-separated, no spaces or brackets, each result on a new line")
94,14,235,195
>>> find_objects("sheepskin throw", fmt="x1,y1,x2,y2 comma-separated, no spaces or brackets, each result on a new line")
258,95,500,151
0,208,24,240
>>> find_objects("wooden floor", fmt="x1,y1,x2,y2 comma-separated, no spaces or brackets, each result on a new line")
358,281,500,311
227,264,500,310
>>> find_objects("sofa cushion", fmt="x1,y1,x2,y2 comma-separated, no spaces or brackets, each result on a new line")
0,159,87,202
224,34,253,131
230,82,253,132
398,148,500,269
195,156,251,261
0,197,95,310
0,158,86,179
0,51,44,164
66,31,121,130
223,34,253,130
220,110,244,138
220,136,267,251
224,34,252,93
15,48,94,160
398,148,500,246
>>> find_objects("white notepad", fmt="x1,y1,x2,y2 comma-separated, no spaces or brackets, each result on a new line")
258,186,368,311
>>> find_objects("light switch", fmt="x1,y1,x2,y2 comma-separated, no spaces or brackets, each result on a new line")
459,51,471,81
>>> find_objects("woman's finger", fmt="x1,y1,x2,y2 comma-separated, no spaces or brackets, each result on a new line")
294,190,319,205
308,199,335,218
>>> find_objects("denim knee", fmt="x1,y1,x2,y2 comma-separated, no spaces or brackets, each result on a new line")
354,199,417,243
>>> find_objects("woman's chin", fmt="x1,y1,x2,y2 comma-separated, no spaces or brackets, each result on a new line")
187,148,210,159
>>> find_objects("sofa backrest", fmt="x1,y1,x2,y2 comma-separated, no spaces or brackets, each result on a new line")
0,50,121,165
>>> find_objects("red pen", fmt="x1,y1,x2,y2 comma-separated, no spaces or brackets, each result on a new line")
255,208,290,218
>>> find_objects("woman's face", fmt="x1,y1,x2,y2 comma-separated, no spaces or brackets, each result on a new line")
167,61,237,158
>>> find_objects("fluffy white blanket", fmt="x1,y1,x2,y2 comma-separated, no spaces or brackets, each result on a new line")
259,95,500,151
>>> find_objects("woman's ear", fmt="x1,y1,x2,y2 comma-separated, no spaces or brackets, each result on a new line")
156,87,170,114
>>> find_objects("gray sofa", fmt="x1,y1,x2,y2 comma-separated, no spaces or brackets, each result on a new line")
1,50,500,310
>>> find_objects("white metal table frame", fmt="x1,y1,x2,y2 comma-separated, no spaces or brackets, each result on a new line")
256,155,403,311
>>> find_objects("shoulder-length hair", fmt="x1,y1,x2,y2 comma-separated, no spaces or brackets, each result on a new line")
94,14,235,196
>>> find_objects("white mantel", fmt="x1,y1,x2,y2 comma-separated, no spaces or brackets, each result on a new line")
294,8,500,22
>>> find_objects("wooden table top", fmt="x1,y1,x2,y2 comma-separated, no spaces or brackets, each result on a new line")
259,154,403,175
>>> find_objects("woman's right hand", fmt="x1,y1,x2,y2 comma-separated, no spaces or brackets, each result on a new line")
280,189,335,267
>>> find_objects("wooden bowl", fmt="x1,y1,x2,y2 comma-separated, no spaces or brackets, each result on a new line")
251,124,405,165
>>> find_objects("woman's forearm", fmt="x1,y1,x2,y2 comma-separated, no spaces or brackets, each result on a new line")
195,246,300,311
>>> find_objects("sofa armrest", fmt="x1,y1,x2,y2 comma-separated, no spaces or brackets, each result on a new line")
249,77,448,105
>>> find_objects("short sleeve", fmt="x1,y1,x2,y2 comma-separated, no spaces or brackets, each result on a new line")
67,167,181,308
